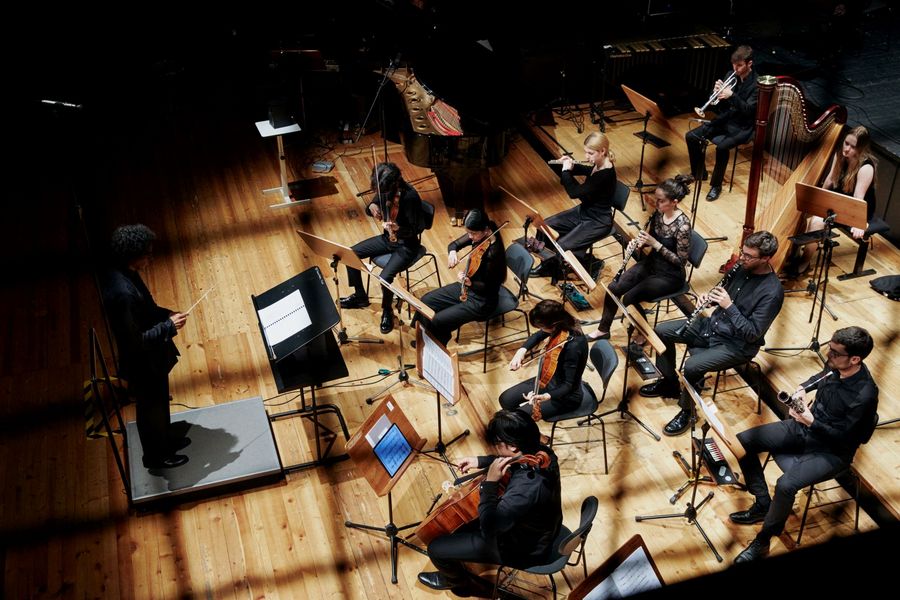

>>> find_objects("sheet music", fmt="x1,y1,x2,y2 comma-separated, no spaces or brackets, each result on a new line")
422,333,456,403
583,546,662,599
258,290,312,347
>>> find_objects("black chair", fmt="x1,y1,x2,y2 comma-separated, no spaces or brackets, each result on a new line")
457,244,532,372
544,339,618,474
728,140,753,193
647,230,708,327
837,216,891,281
493,496,599,600
594,180,634,265
365,200,441,314
677,350,762,414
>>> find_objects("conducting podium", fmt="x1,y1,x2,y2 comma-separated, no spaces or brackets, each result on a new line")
251,266,351,472
255,119,305,208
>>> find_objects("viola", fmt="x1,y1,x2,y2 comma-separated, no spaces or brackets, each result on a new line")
530,330,570,421
457,221,509,302
414,452,551,545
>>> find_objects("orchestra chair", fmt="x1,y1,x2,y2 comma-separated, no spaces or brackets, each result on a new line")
728,140,754,193
456,244,532,372
545,339,618,474
836,216,891,281
678,350,762,415
366,200,441,315
591,180,633,266
493,496,599,600
647,230,708,327
763,413,876,545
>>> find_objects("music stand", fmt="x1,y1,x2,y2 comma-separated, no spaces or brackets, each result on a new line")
635,372,734,563
296,230,383,346
355,56,402,158
364,280,436,404
255,120,305,208
345,395,428,584
252,266,352,470
568,534,664,599
621,85,675,203
765,183,868,362
415,323,469,476
593,283,663,441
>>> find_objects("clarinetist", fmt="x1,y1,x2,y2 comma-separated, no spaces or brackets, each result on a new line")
588,175,693,348
730,326,879,564
640,231,784,436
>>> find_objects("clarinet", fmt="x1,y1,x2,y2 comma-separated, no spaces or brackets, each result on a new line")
674,261,741,337
613,216,652,283
778,370,835,413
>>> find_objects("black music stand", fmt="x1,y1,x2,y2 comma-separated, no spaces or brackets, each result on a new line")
635,373,724,563
593,284,662,441
252,266,351,471
765,183,868,363
621,85,673,207
355,54,401,158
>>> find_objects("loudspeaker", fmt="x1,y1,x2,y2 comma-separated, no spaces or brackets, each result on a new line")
268,98,294,129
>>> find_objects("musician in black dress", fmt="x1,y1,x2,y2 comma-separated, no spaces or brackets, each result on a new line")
640,231,784,436
500,300,588,421
101,224,191,469
413,210,506,347
587,175,693,344
730,326,878,563
417,409,562,598
530,131,617,280
685,45,757,201
339,162,425,334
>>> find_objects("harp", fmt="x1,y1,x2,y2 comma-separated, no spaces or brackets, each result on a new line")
737,75,847,272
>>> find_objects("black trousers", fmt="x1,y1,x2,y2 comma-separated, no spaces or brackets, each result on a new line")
427,521,503,593
737,420,848,541
536,207,611,275
130,372,173,461
499,379,579,421
347,234,420,309
597,261,684,333
685,123,752,188
654,319,757,411
417,283,498,346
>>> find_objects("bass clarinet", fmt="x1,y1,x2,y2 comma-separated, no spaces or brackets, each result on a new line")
612,217,652,283
674,261,741,337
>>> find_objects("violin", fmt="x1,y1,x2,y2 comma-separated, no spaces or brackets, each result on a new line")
371,146,398,243
457,221,509,302
525,330,570,421
414,452,551,545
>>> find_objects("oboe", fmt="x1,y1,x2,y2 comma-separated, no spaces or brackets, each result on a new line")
674,261,741,337
778,370,835,413
613,217,652,283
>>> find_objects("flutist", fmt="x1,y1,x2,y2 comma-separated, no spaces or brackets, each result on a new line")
640,231,784,436
730,327,879,564
587,175,693,347
684,45,757,201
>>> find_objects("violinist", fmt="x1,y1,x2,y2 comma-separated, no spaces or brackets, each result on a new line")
340,162,425,334
500,300,588,421
417,409,562,598
413,209,506,347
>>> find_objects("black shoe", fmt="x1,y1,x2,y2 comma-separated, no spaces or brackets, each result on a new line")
169,436,191,452
663,409,691,436
733,538,770,564
380,310,394,334
589,330,610,341
639,378,679,398
142,454,189,469
417,571,454,591
706,186,722,201
339,292,370,309
529,263,549,278
729,501,770,525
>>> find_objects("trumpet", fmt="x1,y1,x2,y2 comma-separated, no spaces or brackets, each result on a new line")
778,370,835,413
674,261,741,337
694,71,738,119
548,158,593,166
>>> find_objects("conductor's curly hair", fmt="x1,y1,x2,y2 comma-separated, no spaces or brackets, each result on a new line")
110,224,156,266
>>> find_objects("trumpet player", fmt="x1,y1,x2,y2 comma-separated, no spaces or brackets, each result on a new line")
730,326,878,564
587,175,693,345
639,231,784,436
685,45,757,201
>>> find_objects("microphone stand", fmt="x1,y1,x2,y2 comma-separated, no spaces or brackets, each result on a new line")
589,45,611,132
355,54,401,159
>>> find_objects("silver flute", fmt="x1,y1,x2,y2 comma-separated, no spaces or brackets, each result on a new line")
778,370,835,413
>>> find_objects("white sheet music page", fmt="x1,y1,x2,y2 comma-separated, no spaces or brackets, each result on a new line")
258,290,312,347
422,332,455,404
583,546,662,599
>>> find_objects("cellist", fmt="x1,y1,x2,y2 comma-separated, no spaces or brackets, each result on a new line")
500,300,589,421
417,409,562,598
413,209,507,347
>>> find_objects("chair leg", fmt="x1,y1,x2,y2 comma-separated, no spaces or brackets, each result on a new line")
548,573,558,600
549,421,558,447
797,483,816,546
483,319,490,373
853,474,860,531
729,146,738,193
601,419,608,475
712,370,723,402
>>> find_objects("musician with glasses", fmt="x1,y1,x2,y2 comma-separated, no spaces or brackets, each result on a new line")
685,45,757,201
730,326,878,563
417,409,561,599
639,231,784,436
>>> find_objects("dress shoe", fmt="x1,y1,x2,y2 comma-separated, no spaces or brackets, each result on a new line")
169,436,192,452
706,186,722,201
639,378,679,398
589,330,610,341
417,571,454,591
339,292,370,309
380,310,394,334
663,409,691,436
529,263,550,278
733,538,770,564
142,454,189,469
729,500,770,525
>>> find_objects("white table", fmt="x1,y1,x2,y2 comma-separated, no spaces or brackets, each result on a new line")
255,120,305,207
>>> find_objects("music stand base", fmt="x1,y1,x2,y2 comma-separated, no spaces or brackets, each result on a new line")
764,339,827,364
635,492,722,562
344,518,427,584
837,268,875,281
596,402,661,442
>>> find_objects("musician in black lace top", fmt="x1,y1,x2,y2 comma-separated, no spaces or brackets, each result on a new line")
530,131,617,281
587,175,694,343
